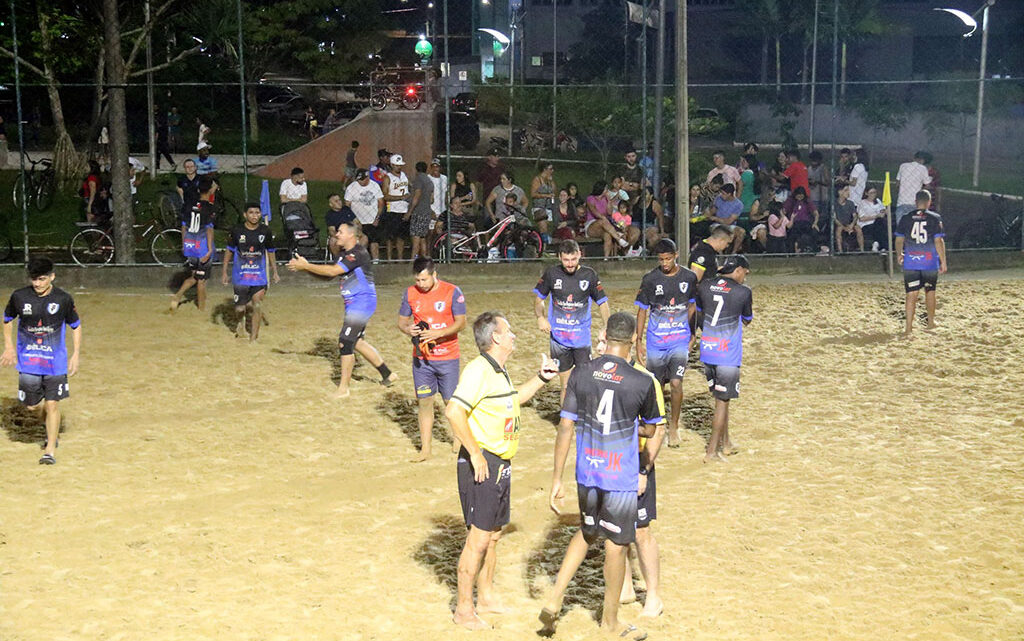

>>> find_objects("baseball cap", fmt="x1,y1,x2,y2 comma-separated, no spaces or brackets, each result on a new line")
719,254,751,275
430,158,441,166
487,148,501,156
355,168,369,180
196,142,211,151
390,154,405,166
377,148,391,157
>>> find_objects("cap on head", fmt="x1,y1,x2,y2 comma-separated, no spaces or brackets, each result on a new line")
488,148,501,157
197,142,211,152
390,154,405,166
355,168,369,180
377,148,391,158
430,158,441,166
719,254,750,275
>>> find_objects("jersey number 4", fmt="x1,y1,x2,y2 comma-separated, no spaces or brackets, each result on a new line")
910,221,928,244
596,389,615,435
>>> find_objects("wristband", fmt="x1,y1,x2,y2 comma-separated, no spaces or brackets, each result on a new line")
639,466,649,476
538,372,555,383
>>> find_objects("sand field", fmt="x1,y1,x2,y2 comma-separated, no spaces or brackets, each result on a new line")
1,269,1022,641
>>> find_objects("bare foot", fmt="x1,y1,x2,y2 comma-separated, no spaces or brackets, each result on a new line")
168,298,180,312
476,597,508,615
925,322,938,331
410,451,431,463
640,596,664,618
452,612,491,630
900,330,913,340
703,451,727,464
721,443,740,456
666,428,682,448
335,388,351,399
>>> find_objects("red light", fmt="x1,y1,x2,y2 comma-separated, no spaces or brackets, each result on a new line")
406,87,415,95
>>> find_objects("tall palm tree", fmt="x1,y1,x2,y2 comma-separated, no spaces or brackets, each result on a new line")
832,0,889,104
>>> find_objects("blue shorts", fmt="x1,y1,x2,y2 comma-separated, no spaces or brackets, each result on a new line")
646,343,689,384
412,357,460,400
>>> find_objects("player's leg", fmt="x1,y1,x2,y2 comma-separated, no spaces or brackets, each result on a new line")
42,399,60,457
620,546,639,604
540,529,589,623
475,529,507,614
602,539,629,630
924,275,938,329
170,275,196,311
353,338,397,385
600,490,639,634
454,525,494,630
903,272,920,336
667,379,683,446
249,288,267,341
412,359,439,461
706,398,729,462
437,360,462,453
635,525,662,617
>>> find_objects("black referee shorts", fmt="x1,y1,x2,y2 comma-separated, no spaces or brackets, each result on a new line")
457,447,511,532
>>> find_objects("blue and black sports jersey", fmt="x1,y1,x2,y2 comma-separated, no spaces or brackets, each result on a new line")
337,244,377,317
226,223,275,287
634,265,698,350
895,209,945,271
561,354,663,492
695,277,753,367
533,265,607,348
181,200,215,258
3,286,80,376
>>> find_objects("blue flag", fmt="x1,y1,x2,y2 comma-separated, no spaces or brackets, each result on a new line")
260,179,272,223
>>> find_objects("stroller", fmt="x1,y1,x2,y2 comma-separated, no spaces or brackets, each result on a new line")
281,202,321,260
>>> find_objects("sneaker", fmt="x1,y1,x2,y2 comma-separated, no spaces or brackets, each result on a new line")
617,237,629,248
39,453,55,465
625,245,643,258
871,241,880,253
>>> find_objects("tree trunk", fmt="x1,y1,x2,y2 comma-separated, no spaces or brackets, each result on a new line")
103,0,135,263
760,34,769,86
37,11,82,188
775,37,781,95
840,40,847,105
247,84,259,142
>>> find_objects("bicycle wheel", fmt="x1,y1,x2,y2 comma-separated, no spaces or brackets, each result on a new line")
432,233,450,261
69,228,115,266
503,230,543,260
35,171,56,211
370,92,388,111
150,228,184,266
12,174,26,210
157,191,182,227
402,92,422,110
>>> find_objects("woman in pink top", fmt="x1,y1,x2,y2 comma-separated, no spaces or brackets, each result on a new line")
584,179,632,257
766,201,793,254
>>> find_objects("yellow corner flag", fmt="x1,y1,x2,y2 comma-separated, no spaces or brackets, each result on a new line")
882,171,892,207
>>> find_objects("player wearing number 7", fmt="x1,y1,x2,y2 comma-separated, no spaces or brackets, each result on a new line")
695,255,753,463
894,190,946,337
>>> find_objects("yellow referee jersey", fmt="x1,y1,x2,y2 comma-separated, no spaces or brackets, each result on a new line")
633,361,667,450
451,353,522,460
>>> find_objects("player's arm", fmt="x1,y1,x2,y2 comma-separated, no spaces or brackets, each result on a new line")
936,235,947,274
1,313,16,367
267,246,280,283
690,261,706,282
286,254,347,277
595,300,610,325
398,314,416,336
550,415,575,514
67,323,82,376
221,246,233,285
894,236,905,266
517,354,558,405
203,225,215,262
533,275,551,332
635,305,649,364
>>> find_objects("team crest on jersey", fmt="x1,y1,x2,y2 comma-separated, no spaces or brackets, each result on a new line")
579,280,589,291
655,284,663,295
47,303,59,314
697,255,706,264
554,278,563,290
22,303,32,315
240,235,246,242
259,235,265,243
679,282,688,293
602,362,616,372
434,301,445,312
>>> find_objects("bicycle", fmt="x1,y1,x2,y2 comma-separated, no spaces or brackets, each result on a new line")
12,154,56,212
69,214,183,267
369,84,422,111
432,213,543,262
952,193,1023,249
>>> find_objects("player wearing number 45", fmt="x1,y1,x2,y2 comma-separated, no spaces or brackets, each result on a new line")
2,257,82,465
895,190,946,337
696,255,753,463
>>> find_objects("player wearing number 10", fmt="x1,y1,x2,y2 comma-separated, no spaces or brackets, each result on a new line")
170,175,217,312
894,190,946,337
696,255,753,463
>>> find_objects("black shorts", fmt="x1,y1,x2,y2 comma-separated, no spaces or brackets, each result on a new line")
704,363,741,401
458,447,511,532
363,223,383,245
19,373,69,406
383,212,410,241
646,345,688,384
232,285,266,306
338,318,367,346
577,485,637,546
550,340,590,373
637,465,657,528
904,270,938,293
185,256,212,280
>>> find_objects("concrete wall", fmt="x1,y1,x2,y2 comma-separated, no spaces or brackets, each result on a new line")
256,108,437,183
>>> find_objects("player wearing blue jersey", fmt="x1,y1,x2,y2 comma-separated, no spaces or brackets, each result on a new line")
288,220,396,397
170,175,217,312
2,258,82,465
221,203,279,341
533,239,610,403
695,255,753,463
894,190,947,336
541,312,662,640
635,238,698,447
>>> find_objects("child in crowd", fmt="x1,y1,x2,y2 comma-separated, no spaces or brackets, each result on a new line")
766,201,792,254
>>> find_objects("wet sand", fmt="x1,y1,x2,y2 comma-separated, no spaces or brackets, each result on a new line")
1,273,1022,641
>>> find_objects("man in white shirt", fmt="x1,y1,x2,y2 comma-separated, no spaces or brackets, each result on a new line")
128,157,146,197
279,167,308,205
894,151,932,225
843,148,868,204
344,168,385,259
427,158,448,238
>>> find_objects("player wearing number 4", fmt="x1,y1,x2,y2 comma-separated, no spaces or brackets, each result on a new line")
635,238,698,447
696,255,753,463
222,203,280,341
2,257,82,465
895,190,946,337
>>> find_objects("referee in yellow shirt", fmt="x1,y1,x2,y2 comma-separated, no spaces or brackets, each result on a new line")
445,310,558,630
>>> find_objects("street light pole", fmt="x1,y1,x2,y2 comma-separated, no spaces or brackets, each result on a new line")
972,0,993,187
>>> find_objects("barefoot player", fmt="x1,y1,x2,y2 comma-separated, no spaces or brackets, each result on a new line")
1,257,82,465
635,238,698,447
222,202,279,341
540,312,663,641
445,312,558,630
287,220,397,397
895,190,947,336
533,239,609,403
695,255,753,463
170,175,216,312
398,256,467,461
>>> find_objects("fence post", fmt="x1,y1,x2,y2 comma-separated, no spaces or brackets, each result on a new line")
675,2,689,252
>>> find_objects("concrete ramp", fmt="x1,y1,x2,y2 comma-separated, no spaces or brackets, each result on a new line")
256,108,436,182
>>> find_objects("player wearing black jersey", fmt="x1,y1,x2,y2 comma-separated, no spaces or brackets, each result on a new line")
687,226,731,282
541,312,662,640
222,203,280,341
894,190,947,336
534,239,610,403
695,255,753,463
2,258,82,465
170,176,217,312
